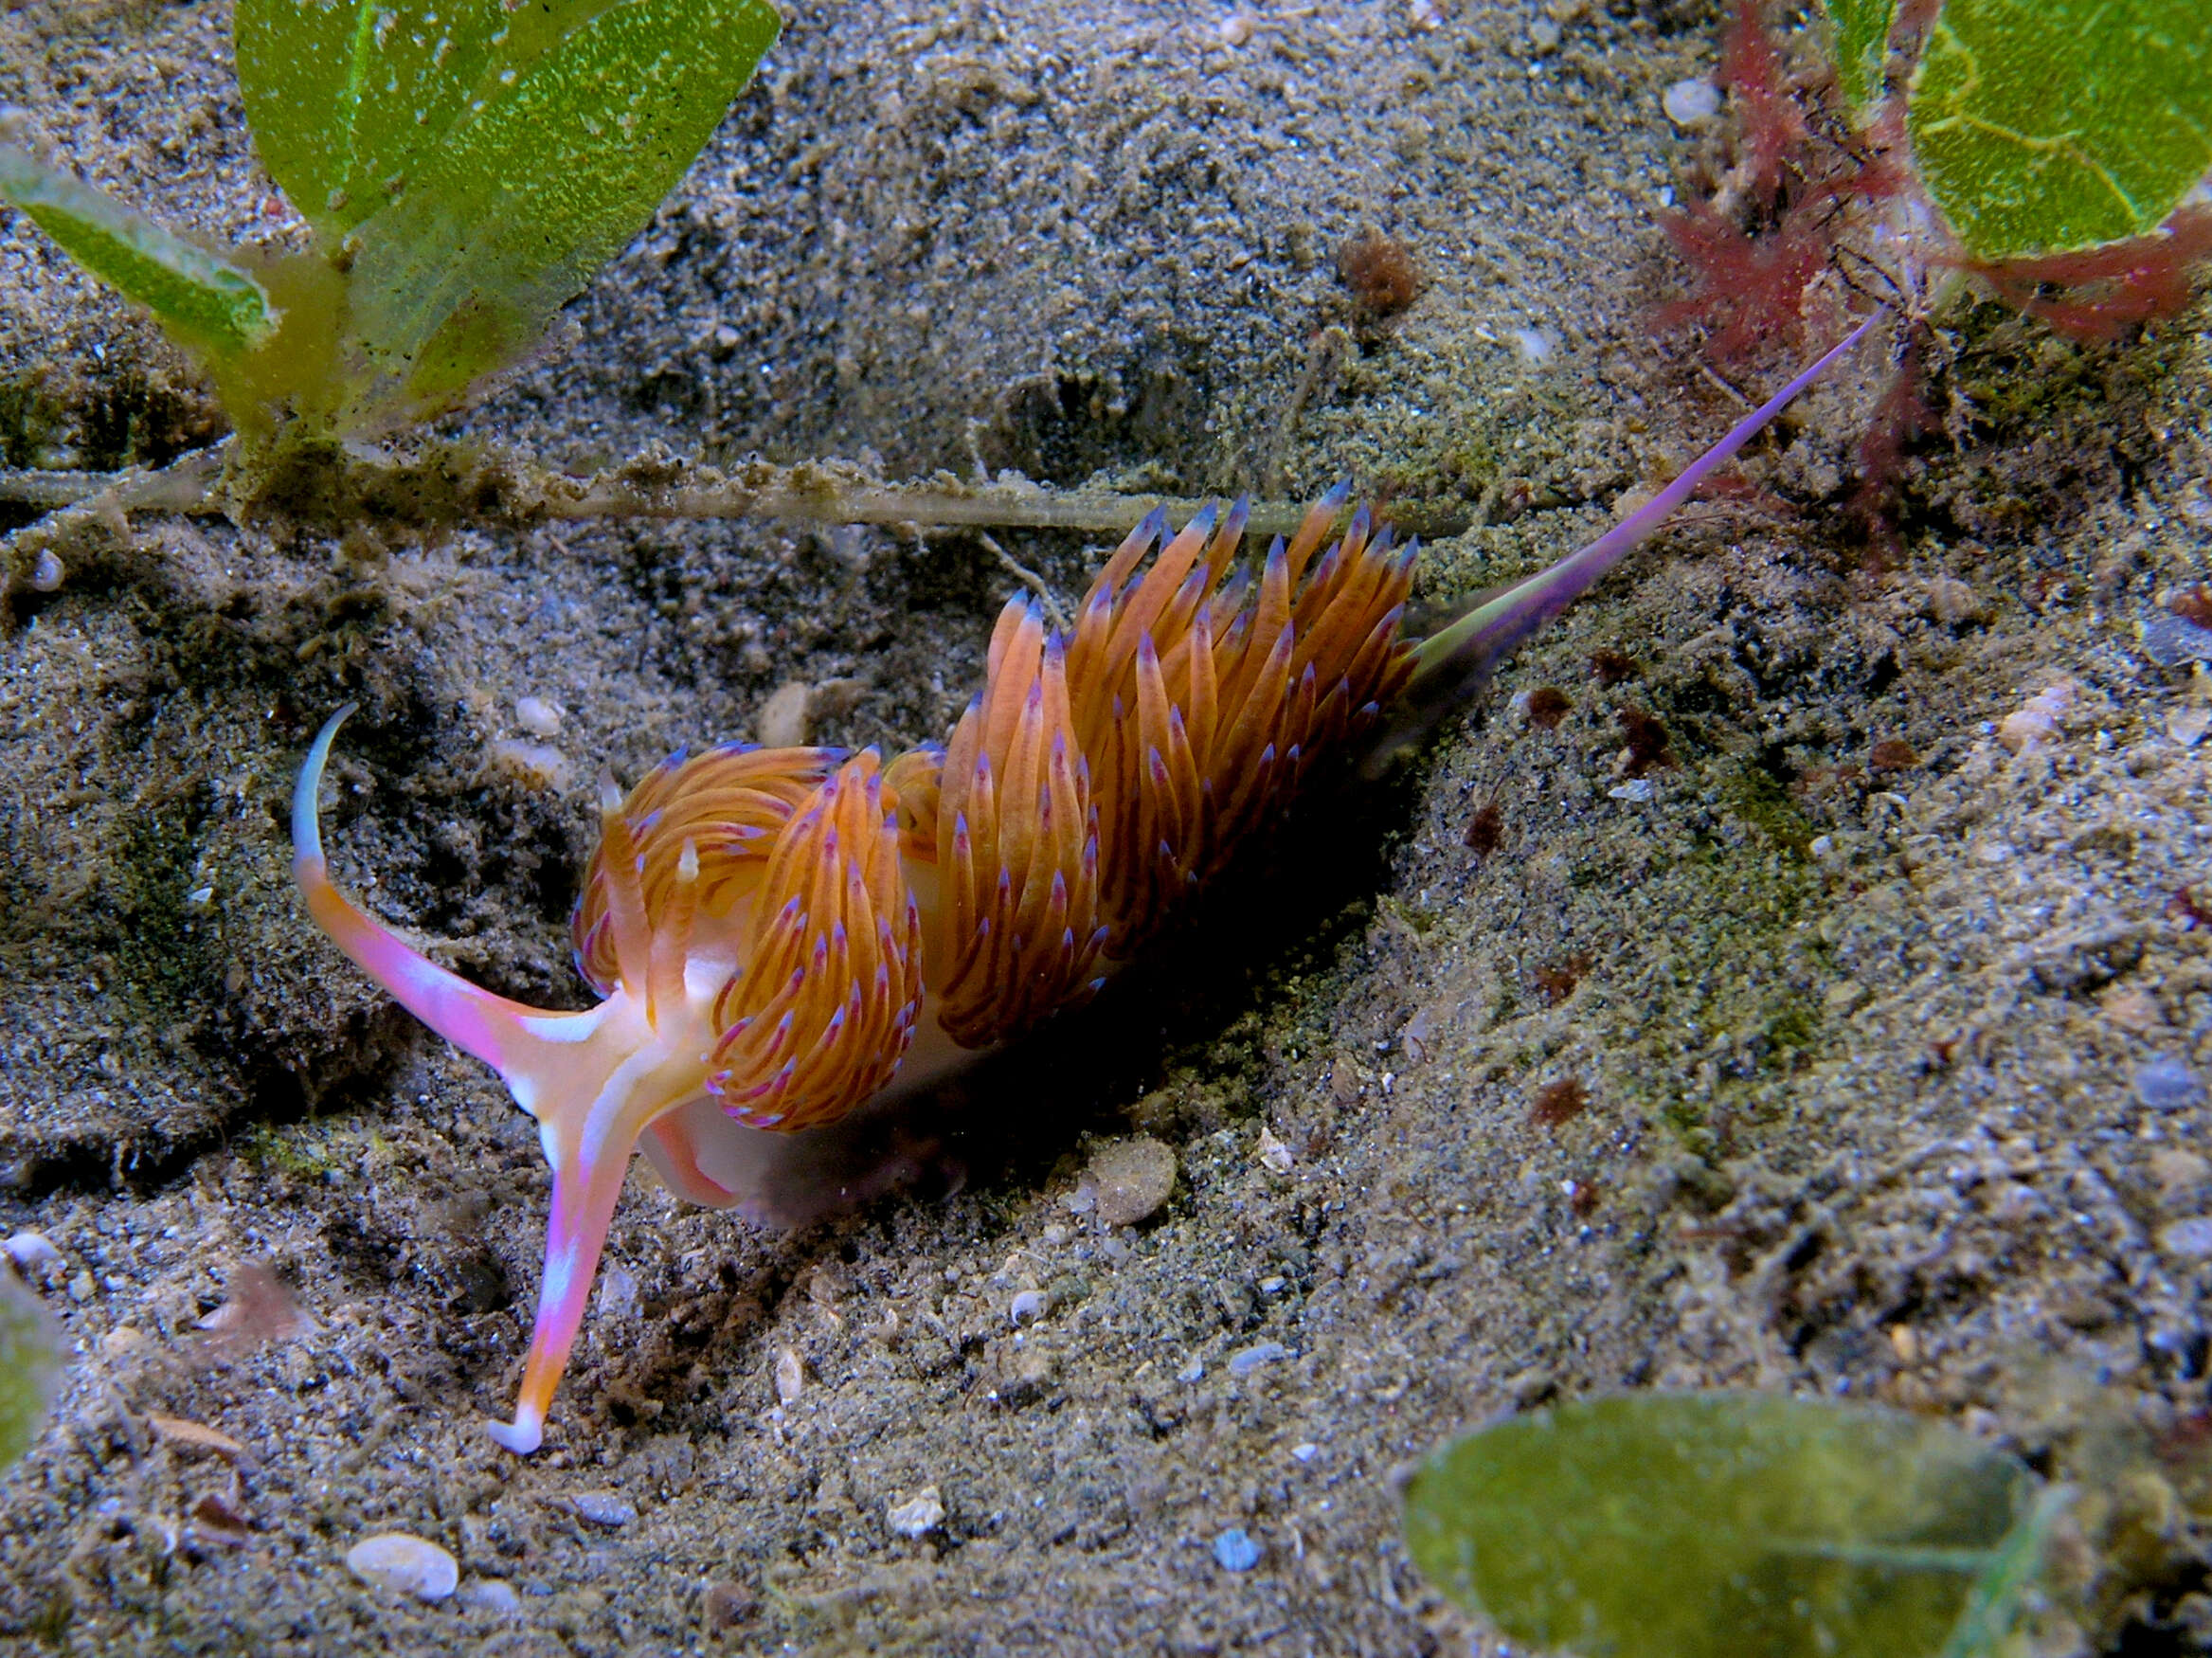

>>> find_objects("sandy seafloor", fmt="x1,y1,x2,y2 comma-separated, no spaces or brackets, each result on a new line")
3,0,2212,1653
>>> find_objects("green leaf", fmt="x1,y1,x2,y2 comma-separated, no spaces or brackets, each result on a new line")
1816,0,1898,116
0,143,274,361
0,1272,62,1470
1403,1393,2040,1658
338,0,779,418
1906,0,2212,261
235,0,511,236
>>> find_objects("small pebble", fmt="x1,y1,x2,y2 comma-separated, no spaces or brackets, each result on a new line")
1084,1137,1177,1226
703,1579,757,1631
2141,610,2212,668
147,1412,245,1460
4,1231,61,1271
1228,1340,1292,1378
886,1486,944,1539
346,1533,459,1602
514,695,564,738
2136,1058,2204,1110
1291,1442,1320,1463
1661,76,1718,126
1256,1126,1295,1173
566,1490,637,1528
1008,1289,1050,1325
1213,1527,1263,1571
1216,11,1255,45
1997,680,2075,754
1608,779,1654,802
2102,986,2165,1034
2169,705,2211,747
1925,576,1982,627
487,738,571,792
774,1347,805,1404
460,1578,521,1615
1510,325,1556,365
1177,1356,1206,1383
29,550,63,592
1525,16,1560,50
2158,1218,2212,1259
756,681,814,748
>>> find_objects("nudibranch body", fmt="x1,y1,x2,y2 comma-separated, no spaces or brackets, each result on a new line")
294,315,1878,1451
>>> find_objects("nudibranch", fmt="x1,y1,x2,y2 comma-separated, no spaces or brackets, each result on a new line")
293,315,1878,1451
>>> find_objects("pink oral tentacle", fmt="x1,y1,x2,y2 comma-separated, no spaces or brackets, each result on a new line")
292,705,561,1078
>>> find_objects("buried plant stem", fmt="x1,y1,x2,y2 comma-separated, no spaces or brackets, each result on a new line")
0,442,1481,563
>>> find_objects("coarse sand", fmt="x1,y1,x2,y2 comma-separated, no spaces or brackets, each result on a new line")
2,2,2211,1653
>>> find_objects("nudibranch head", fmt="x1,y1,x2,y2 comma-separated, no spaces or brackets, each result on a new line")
291,489,1419,1451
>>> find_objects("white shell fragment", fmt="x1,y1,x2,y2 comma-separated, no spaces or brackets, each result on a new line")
886,1486,945,1539
566,1489,638,1528
345,1532,459,1601
774,1346,805,1404
487,738,571,791
514,695,564,738
1661,76,1718,127
756,681,814,748
1997,680,2076,755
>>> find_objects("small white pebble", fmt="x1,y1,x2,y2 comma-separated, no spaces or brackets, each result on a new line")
886,1486,944,1539
1409,0,1445,28
566,1490,637,1528
487,738,571,791
1291,1442,1320,1463
2159,1217,2212,1259
1178,1356,1206,1383
2169,705,2210,747
345,1533,459,1602
774,1346,805,1404
594,1266,638,1320
756,681,814,748
1228,1340,1293,1378
2137,1058,2205,1110
184,885,215,910
5,1231,62,1271
1511,326,1556,365
1661,76,1719,126
29,550,63,591
1808,834,1835,859
1256,1126,1295,1173
1608,779,1654,803
1997,679,2076,755
1217,10,1255,45
1009,1289,1050,1325
459,1578,521,1615
514,695,564,738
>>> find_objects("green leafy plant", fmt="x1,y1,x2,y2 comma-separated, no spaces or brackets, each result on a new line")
1817,0,2212,262
0,0,781,445
0,1272,62,1471
1403,1393,2059,1658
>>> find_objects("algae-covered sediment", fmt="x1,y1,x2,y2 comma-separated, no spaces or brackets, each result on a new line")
2,1,2210,1653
